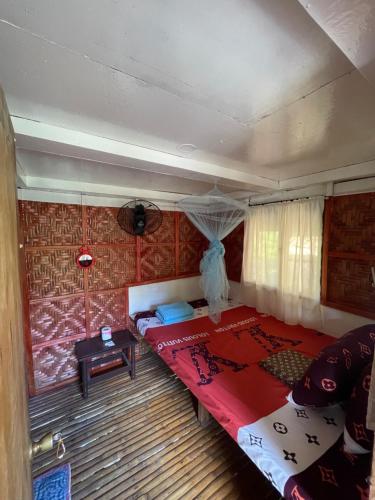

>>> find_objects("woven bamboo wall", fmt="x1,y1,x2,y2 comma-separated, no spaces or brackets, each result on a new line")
223,222,244,282
19,202,207,394
321,193,375,319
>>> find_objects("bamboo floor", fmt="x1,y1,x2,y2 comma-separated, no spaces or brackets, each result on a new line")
30,352,279,500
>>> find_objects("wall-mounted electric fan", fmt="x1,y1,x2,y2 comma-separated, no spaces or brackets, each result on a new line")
117,199,163,236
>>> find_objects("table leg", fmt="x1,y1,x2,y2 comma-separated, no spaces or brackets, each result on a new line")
130,344,136,380
81,360,89,398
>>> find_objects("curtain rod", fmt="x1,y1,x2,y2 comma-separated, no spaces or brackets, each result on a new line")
248,194,326,207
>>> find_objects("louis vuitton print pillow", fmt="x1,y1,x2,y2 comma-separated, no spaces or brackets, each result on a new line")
292,324,375,407
344,362,374,454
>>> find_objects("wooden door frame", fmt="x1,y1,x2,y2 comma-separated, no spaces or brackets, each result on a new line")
0,87,32,498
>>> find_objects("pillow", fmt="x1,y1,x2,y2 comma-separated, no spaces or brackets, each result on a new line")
259,350,313,388
133,299,208,328
133,309,156,328
188,298,208,309
292,324,375,407
344,362,374,454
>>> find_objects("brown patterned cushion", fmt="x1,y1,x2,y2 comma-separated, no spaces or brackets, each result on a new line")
259,350,314,388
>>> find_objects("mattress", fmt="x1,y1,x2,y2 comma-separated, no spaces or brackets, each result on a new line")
137,304,371,499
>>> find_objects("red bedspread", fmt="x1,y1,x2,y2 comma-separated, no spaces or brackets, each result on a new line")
144,305,334,440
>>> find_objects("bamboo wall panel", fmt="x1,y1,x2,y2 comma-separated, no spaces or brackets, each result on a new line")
33,341,78,390
88,246,137,291
179,213,204,242
143,210,175,244
88,289,127,335
328,194,375,254
30,296,86,345
322,193,375,319
326,257,375,315
179,242,203,275
20,203,206,394
178,213,208,276
26,248,84,300
223,222,244,283
86,206,135,244
140,244,176,281
20,201,82,246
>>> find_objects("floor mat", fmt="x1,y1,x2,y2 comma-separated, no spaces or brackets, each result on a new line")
33,463,71,500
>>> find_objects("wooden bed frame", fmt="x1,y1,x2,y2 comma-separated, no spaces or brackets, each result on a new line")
192,395,212,427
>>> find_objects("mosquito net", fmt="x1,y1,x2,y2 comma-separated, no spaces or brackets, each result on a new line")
177,187,247,322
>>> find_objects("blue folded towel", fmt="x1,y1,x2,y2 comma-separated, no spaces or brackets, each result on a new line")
157,301,192,314
156,301,194,323
155,310,194,325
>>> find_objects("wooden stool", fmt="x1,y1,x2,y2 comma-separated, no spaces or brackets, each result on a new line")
75,330,138,398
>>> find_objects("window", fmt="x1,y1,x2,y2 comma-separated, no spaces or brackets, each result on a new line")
242,197,324,327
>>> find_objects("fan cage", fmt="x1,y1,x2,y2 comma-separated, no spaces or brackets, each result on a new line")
117,199,163,236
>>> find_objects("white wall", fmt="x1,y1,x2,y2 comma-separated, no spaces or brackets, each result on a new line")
128,276,202,315
228,280,242,302
235,282,374,338
320,305,375,338
129,277,243,316
129,277,374,336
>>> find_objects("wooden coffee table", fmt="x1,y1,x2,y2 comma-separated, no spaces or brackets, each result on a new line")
75,330,138,398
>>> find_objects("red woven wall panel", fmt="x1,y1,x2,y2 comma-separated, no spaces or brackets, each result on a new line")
326,257,375,314
143,211,175,244
26,248,84,300
223,222,244,282
30,296,85,345
179,213,205,242
322,193,375,319
86,206,135,245
21,202,208,393
88,246,137,291
328,193,375,254
88,289,127,334
141,244,176,281
179,242,204,275
33,341,78,390
19,201,82,246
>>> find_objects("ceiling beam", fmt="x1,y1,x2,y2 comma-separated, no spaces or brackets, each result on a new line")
280,160,375,190
248,184,327,205
17,186,183,210
22,175,188,202
12,116,278,191
333,176,375,196
14,117,375,197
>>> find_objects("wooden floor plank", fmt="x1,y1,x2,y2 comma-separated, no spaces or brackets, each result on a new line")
30,353,279,499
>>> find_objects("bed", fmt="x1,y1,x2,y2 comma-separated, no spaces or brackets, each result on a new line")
133,301,371,499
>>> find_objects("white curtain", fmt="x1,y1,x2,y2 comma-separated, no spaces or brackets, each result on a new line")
242,197,324,329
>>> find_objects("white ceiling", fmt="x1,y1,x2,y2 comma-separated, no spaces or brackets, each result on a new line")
1,0,375,201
